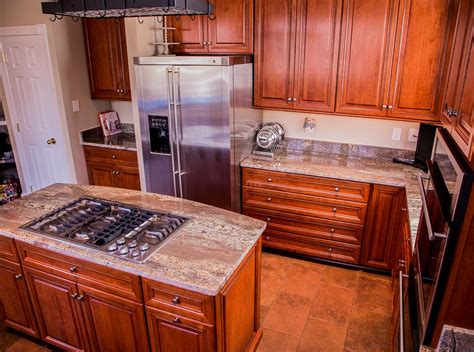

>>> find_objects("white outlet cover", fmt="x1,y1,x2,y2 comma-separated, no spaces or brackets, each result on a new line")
392,128,402,141
408,128,418,142
72,100,80,113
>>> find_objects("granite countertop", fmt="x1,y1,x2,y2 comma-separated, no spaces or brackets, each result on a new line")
80,124,137,151
241,139,425,248
0,184,266,296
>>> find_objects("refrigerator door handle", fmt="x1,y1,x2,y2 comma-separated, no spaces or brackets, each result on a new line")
166,67,178,197
172,67,184,198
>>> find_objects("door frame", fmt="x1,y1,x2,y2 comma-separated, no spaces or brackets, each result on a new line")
0,24,76,194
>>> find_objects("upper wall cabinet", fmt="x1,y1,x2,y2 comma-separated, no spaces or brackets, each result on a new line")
83,18,131,101
170,0,254,54
442,0,474,161
254,0,343,112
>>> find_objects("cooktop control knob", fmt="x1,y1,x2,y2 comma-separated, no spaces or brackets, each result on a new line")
131,250,140,257
107,243,118,252
119,247,129,255
140,243,150,252
128,240,138,248
117,237,126,246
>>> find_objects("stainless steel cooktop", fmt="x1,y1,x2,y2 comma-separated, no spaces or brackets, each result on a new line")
20,197,190,263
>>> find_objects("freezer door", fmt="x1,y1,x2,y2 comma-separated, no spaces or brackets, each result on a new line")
171,66,231,210
136,64,180,196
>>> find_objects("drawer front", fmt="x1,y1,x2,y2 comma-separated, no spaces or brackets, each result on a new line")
242,187,367,225
0,236,19,263
16,242,142,302
142,278,214,325
263,230,361,265
84,146,138,167
243,207,364,244
243,168,371,203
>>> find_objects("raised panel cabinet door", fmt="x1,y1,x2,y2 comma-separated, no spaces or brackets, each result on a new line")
83,18,130,100
117,165,141,191
87,162,115,188
169,16,208,53
336,0,399,117
23,267,88,351
361,185,404,271
293,0,343,112
146,307,214,352
78,284,150,352
208,0,254,53
0,260,38,338
254,0,298,109
387,0,451,120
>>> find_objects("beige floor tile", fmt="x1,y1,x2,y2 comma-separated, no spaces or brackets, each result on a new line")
321,266,360,290
257,329,300,352
310,284,355,326
297,317,347,352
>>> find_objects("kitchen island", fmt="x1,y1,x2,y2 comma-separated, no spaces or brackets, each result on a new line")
0,184,266,352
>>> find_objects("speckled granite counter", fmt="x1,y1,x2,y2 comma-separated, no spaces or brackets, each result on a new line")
0,184,266,295
80,123,137,151
241,139,426,248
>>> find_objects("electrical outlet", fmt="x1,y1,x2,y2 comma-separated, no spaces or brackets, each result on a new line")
392,128,402,141
72,100,80,113
408,128,418,142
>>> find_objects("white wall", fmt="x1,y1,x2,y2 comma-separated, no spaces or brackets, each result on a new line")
263,110,420,150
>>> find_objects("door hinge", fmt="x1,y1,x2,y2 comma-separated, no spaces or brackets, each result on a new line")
1,53,7,64
16,123,21,132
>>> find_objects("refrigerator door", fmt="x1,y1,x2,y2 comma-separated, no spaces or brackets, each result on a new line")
171,65,232,210
136,64,180,196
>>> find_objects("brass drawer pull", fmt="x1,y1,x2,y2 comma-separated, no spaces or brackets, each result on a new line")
112,155,117,159
69,266,77,273
172,296,180,305
173,317,181,324
15,274,23,280
71,293,78,299
76,295,85,301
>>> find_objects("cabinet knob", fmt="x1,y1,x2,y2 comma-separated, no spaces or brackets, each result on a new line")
71,293,78,299
335,187,340,192
267,178,272,182
328,247,333,253
76,295,85,301
112,155,117,159
116,89,120,93
382,104,388,109
173,317,181,324
402,207,407,211
330,228,335,233
69,266,77,273
15,273,23,280
332,208,337,213
265,236,270,241
292,98,297,102
267,197,272,202
172,296,180,305
388,105,393,109
287,98,293,103
266,217,271,222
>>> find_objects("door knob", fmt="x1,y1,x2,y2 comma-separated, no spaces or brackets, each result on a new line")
15,273,23,280
47,138,56,145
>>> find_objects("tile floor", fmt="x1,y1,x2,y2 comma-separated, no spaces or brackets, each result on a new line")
257,252,393,352
0,252,393,352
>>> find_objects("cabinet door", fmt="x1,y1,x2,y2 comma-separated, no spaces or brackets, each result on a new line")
0,260,38,338
254,0,298,109
170,16,208,53
361,185,404,271
387,0,451,120
208,0,254,53
83,18,130,101
147,307,214,352
78,284,149,352
293,0,342,112
24,267,87,351
336,0,399,117
117,165,141,191
87,162,115,188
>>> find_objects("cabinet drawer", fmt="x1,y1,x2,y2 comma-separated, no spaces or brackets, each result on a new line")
243,168,371,203
142,278,214,325
16,242,142,302
84,146,138,167
263,230,361,265
242,187,367,225
243,207,364,244
0,236,19,263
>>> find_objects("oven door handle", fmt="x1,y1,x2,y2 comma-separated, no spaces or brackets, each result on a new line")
417,174,448,241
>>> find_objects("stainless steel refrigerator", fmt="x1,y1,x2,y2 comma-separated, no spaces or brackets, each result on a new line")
135,56,262,212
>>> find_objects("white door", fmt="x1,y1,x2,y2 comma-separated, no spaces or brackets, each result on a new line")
0,25,75,193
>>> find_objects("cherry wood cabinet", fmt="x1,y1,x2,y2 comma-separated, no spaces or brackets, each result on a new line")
442,0,474,162
0,259,39,338
336,0,398,117
84,146,141,191
170,0,254,54
255,0,342,111
387,0,451,121
361,184,405,271
83,18,131,101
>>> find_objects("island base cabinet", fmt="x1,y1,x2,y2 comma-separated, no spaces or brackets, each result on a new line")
0,260,39,338
147,308,215,352
24,267,88,351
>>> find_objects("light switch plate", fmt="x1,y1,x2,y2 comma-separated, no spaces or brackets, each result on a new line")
408,128,418,142
72,100,80,113
392,128,402,141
